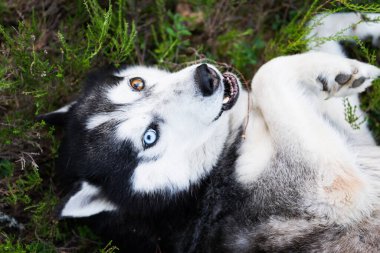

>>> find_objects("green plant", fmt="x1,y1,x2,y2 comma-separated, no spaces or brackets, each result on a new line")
1,0,380,251
99,241,119,253
215,29,265,76
3,167,41,205
150,3,192,66
0,1,138,251
0,159,14,178
343,97,367,130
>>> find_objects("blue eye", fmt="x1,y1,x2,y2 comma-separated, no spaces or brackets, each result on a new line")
143,128,158,148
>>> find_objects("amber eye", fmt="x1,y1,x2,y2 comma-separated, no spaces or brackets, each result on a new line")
129,77,145,91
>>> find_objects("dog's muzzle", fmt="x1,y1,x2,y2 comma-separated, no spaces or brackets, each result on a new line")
194,64,240,121
194,64,239,111
195,64,221,97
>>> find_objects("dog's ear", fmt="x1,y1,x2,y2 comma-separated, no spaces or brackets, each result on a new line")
36,102,76,126
59,181,117,218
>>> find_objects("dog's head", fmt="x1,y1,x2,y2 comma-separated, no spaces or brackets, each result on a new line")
40,63,247,218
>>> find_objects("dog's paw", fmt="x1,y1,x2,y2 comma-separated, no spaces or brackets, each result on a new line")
316,60,380,98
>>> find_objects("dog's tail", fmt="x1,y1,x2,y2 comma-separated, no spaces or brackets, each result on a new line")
307,13,380,56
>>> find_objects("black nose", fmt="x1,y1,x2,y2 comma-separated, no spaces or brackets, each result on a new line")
195,64,220,96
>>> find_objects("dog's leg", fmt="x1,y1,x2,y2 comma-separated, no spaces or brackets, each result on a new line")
252,52,380,146
307,13,380,145
308,13,380,56
251,51,380,224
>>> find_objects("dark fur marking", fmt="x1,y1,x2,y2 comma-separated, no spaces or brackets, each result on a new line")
174,89,183,95
317,75,328,91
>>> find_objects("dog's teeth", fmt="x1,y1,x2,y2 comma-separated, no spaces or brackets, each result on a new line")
223,97,230,104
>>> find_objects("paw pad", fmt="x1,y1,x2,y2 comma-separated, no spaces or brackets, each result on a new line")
335,73,351,85
333,74,366,88
317,71,370,98
352,77,366,88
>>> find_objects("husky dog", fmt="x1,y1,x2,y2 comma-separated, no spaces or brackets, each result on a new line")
40,13,380,252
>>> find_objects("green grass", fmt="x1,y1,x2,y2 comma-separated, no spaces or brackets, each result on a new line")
1,0,380,252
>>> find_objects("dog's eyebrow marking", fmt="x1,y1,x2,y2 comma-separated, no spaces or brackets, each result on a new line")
86,115,113,130
92,120,121,133
139,155,161,163
152,115,165,124
112,100,143,107
86,113,126,130
173,89,182,95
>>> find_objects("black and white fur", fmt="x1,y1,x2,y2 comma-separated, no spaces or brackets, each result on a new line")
40,13,380,252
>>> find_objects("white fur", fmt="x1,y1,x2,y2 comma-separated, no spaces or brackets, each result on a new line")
246,52,380,224
236,13,379,185
86,114,116,129
61,181,117,217
236,12,380,228
307,12,380,146
129,65,231,193
235,108,274,184
108,66,170,104
87,64,239,193
43,102,76,118
107,82,144,104
132,126,228,193
54,102,76,113
308,13,380,56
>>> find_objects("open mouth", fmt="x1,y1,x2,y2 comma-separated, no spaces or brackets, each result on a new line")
222,72,239,111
